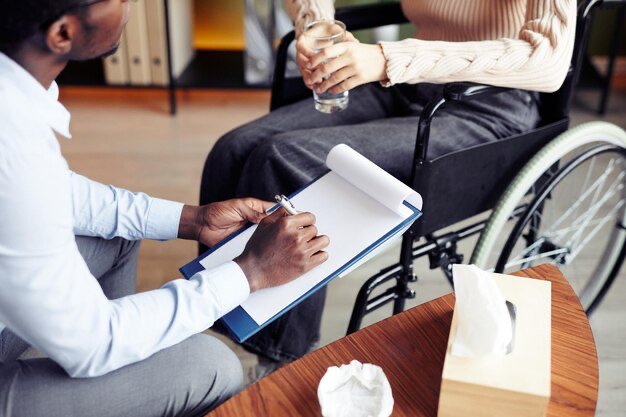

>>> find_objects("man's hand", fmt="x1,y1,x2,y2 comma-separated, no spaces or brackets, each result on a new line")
178,199,274,248
234,209,330,292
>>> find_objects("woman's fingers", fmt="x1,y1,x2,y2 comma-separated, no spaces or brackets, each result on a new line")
345,31,359,43
296,37,318,84
309,54,352,84
328,76,363,95
315,66,358,93
296,52,308,69
296,36,316,57
302,68,315,88
307,43,348,69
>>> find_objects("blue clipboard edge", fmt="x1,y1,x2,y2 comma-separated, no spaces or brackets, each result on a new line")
221,200,421,342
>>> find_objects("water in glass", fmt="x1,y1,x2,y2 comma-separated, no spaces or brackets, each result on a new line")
303,20,349,113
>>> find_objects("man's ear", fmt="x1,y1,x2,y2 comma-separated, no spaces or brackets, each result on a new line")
44,15,79,55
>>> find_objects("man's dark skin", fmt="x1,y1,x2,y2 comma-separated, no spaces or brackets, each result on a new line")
6,0,330,291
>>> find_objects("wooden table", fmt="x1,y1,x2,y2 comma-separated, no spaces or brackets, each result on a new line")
207,264,599,416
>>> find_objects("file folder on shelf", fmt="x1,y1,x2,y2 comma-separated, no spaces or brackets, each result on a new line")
145,0,169,86
180,145,423,342
103,31,129,85
125,0,152,85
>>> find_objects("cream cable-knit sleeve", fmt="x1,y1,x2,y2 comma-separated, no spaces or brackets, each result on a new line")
284,0,335,36
380,0,577,92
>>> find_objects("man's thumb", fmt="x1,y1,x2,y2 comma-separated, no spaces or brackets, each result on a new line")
240,203,266,224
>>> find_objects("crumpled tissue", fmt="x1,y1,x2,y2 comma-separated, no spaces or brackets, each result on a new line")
451,264,513,357
318,360,393,417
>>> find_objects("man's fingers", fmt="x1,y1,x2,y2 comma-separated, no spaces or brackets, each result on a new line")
264,207,288,223
288,211,316,228
233,199,267,223
244,198,274,217
310,250,330,266
308,43,347,69
301,224,319,242
307,235,330,255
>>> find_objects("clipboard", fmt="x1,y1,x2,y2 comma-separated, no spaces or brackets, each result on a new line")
180,144,423,342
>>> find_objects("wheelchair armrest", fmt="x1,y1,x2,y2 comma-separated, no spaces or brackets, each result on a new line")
411,82,514,177
442,82,512,102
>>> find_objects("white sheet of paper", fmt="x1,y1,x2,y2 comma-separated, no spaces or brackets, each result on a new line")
327,144,422,213
198,145,421,325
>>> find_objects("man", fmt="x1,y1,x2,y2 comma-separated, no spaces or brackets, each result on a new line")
0,1,330,416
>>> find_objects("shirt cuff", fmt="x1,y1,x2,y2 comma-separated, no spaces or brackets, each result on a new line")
378,39,418,87
145,198,184,240
195,261,251,314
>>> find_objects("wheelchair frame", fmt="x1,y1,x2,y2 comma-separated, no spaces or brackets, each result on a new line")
269,0,619,335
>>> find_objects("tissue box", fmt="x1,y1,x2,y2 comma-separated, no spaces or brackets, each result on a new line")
438,273,551,417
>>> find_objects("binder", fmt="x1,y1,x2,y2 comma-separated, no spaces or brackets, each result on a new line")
145,0,169,86
180,145,423,343
125,0,152,85
167,0,194,78
142,0,194,85
103,31,129,85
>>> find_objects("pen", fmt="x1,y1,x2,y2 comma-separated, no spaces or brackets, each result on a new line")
275,194,298,216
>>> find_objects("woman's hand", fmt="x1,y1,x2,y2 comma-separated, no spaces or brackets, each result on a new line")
295,31,362,89
296,33,388,95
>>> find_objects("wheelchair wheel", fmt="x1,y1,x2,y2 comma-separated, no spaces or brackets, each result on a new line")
472,122,626,315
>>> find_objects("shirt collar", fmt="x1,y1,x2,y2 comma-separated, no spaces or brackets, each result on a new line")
0,53,72,138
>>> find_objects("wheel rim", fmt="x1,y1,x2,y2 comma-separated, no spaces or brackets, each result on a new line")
489,146,626,310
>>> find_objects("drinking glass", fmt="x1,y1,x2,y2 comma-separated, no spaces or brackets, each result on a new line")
303,20,349,113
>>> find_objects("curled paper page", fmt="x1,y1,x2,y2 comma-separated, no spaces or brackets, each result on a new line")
327,144,423,214
318,360,394,417
451,264,513,357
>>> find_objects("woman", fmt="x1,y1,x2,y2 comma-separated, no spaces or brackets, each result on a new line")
201,0,577,377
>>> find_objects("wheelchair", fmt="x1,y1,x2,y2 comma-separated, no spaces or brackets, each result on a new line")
268,0,626,334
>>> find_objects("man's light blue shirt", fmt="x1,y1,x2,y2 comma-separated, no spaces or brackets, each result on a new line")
0,53,250,377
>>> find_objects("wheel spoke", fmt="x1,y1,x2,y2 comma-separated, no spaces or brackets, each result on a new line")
567,199,626,262
544,170,623,245
570,156,596,235
504,248,569,269
580,156,596,196
510,236,546,264
562,173,624,250
543,159,616,237
507,157,625,271
545,211,625,240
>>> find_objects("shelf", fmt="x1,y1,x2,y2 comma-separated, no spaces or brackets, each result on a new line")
176,50,245,88
57,59,106,86
57,50,269,90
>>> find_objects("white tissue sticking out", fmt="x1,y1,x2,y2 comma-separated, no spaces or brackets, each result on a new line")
318,360,394,417
451,264,513,357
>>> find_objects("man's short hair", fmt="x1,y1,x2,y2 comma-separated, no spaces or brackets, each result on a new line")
0,0,86,51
